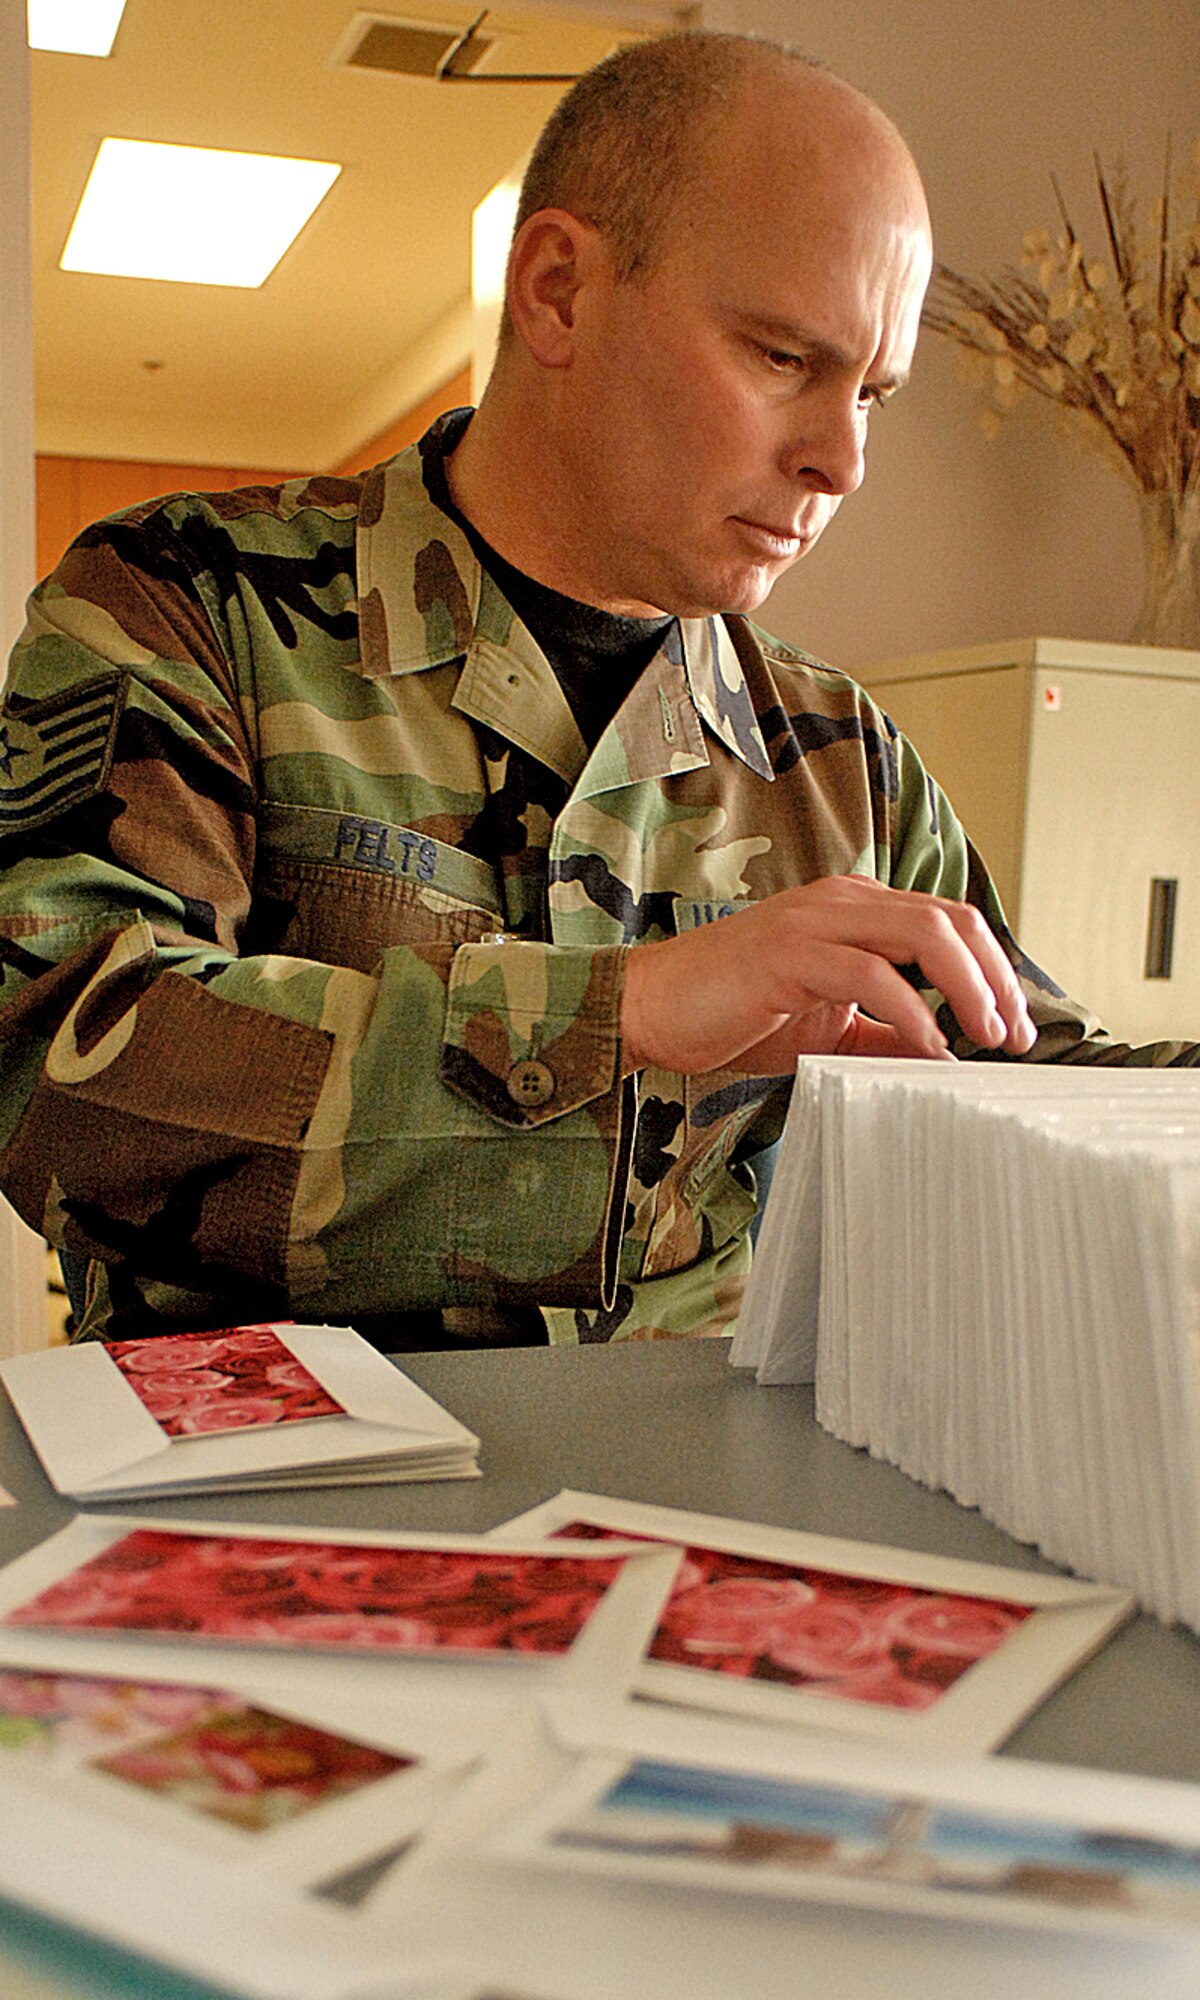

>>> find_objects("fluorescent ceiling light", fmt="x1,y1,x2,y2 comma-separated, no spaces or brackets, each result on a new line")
60,139,342,288
28,0,128,56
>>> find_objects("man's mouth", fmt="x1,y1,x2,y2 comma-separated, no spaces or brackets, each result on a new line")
731,518,809,558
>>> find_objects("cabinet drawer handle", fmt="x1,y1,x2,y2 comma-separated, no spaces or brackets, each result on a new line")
1145,877,1178,980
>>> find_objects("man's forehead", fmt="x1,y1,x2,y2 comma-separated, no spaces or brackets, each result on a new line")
667,130,932,345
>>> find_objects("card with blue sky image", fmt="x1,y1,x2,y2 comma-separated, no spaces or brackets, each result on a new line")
492,1716,1200,1939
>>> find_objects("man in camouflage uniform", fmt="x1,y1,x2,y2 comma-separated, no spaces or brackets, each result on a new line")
0,36,1193,1347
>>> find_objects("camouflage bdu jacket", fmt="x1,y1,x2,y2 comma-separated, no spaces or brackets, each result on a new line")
1,418,1196,1345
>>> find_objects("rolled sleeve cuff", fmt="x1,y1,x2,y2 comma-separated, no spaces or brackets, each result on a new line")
440,940,627,1128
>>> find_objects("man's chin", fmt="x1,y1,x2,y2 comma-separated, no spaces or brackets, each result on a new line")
636,552,798,620
710,567,789,618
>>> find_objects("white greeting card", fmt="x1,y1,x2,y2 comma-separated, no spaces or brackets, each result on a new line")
336,1691,1200,2000
0,1768,366,2000
0,1647,480,1891
0,1515,680,1711
492,1707,1200,1941
489,1492,1132,1750
0,1321,480,1498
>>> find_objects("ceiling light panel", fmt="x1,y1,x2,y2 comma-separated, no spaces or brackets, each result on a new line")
27,0,128,56
59,139,342,289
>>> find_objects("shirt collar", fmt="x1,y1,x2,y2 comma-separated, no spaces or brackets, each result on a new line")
355,426,773,784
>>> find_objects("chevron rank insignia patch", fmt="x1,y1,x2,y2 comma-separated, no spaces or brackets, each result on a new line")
0,673,126,836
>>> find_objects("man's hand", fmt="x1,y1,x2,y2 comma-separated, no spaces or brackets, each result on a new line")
620,876,1036,1074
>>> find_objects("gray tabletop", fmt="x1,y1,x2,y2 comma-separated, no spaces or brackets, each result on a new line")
1,1338,1198,1786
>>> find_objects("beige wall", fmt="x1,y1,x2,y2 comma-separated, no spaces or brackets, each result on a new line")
704,0,1200,672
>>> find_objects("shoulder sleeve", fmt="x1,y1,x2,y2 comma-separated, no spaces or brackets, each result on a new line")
0,503,634,1336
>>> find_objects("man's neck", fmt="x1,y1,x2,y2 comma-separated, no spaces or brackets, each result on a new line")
444,386,666,619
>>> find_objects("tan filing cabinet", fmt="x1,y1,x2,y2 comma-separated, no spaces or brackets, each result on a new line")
858,636,1200,1044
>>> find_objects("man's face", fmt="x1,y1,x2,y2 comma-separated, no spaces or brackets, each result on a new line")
560,91,932,619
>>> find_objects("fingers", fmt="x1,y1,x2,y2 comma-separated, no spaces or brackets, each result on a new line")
778,879,1035,1057
895,898,1034,1054
619,876,1037,1078
836,1013,958,1062
735,1003,954,1073
770,938,952,1059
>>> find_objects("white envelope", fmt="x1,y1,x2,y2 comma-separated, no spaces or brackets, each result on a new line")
0,1322,480,1499
756,1061,1200,1634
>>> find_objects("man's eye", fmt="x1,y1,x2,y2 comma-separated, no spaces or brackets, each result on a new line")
760,345,807,373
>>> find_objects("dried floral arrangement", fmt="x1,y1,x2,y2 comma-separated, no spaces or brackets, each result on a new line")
923,141,1200,646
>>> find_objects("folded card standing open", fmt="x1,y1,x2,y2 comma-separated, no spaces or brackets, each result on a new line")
0,1321,481,1497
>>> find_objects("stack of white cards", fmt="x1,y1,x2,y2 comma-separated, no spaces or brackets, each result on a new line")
731,1058,1200,1633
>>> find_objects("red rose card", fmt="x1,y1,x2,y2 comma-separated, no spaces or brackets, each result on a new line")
489,1491,1134,1751
0,1322,479,1498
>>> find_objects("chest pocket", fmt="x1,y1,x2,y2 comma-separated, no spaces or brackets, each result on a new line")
250,803,504,972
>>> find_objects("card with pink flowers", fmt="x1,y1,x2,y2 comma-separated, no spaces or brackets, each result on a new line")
0,1651,482,1888
0,1517,682,1711
488,1492,1133,1750
105,1324,346,1437
0,1321,480,1499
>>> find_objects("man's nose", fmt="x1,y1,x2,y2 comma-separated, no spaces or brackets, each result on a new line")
781,392,867,498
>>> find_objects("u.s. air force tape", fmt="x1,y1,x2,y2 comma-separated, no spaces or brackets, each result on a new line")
0,672,126,837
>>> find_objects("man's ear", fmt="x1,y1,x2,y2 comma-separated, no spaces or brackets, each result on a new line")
505,208,604,368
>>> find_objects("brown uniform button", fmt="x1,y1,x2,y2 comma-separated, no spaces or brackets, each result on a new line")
507,1058,556,1108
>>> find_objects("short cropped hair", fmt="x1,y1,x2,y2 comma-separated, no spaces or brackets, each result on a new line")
513,31,820,284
